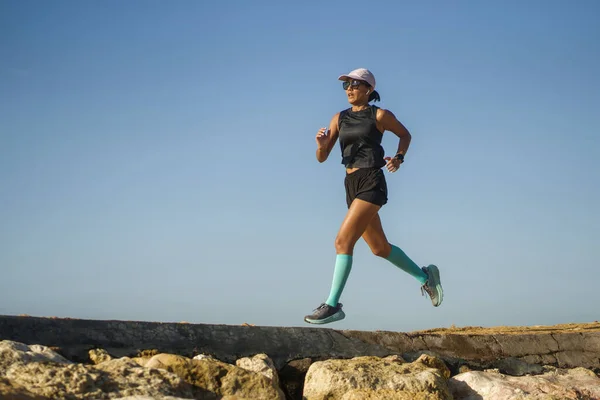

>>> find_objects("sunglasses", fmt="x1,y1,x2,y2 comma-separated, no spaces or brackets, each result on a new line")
342,80,366,90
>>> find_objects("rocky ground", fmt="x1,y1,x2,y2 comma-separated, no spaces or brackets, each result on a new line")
412,321,600,335
1,341,599,398
1,320,599,399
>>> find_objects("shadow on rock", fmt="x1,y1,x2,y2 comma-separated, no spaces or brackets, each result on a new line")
448,379,484,400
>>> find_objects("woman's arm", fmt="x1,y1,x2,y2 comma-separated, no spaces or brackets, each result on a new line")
316,113,340,163
377,108,412,172
378,108,411,158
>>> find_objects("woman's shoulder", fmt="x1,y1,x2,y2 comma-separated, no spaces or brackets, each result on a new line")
375,106,396,119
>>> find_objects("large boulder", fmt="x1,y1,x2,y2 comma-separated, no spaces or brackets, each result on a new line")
235,353,280,387
145,353,286,399
4,357,194,399
449,367,600,399
303,355,452,400
0,340,72,369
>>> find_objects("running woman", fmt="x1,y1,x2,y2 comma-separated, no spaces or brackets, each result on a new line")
304,68,444,324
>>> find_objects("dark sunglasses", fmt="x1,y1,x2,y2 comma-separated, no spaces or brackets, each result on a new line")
342,80,366,90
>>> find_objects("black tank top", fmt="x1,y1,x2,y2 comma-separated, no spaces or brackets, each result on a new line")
338,105,386,169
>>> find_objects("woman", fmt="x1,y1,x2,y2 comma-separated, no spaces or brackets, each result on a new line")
304,68,444,325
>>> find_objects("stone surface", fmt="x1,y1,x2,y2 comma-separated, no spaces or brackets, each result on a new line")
383,354,406,363
193,354,216,361
493,334,559,358
4,357,194,399
114,397,192,400
0,377,47,400
495,357,544,376
89,348,112,364
235,353,280,387
2,316,599,373
0,316,397,368
344,325,600,372
415,354,451,379
449,367,600,399
303,355,452,400
341,389,448,400
0,340,72,370
145,352,286,399
3,328,600,400
2,316,600,399
458,364,473,373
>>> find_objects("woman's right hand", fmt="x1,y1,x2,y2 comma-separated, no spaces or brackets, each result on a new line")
316,127,329,150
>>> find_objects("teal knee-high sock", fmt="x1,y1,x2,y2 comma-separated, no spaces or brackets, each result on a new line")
386,244,428,284
325,254,353,307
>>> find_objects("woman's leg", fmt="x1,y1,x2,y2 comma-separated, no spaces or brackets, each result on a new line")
362,214,444,306
362,214,427,284
325,198,382,305
304,198,381,324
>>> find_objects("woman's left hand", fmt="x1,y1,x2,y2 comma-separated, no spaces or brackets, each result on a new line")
384,156,401,173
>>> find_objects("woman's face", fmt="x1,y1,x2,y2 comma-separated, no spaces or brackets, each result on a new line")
343,79,370,105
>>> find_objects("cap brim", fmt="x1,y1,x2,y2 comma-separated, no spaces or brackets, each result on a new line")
338,74,361,81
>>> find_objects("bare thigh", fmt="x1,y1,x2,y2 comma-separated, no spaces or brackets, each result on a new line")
361,214,392,258
335,199,381,255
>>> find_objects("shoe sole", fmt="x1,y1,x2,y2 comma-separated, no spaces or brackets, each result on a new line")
304,310,346,325
427,264,444,307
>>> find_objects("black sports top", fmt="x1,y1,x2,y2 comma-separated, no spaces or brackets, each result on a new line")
338,105,386,169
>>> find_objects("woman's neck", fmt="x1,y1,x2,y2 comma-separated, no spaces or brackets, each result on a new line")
351,103,369,112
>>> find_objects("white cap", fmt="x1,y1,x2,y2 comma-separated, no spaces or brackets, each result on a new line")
338,68,376,90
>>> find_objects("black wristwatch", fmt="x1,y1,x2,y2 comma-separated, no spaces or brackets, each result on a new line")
394,153,405,163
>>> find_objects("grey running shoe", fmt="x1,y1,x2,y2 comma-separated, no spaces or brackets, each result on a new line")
421,265,443,307
304,303,345,324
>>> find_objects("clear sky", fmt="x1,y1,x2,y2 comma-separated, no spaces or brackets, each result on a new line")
1,0,599,333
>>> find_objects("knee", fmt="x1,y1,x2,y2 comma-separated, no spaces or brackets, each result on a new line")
371,242,391,258
335,235,354,255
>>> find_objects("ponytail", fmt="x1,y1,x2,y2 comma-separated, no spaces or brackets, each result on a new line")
368,90,381,102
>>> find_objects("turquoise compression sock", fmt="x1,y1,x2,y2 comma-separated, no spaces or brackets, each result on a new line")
325,254,353,307
386,244,428,285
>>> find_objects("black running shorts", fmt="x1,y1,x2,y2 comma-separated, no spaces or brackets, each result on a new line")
344,167,388,208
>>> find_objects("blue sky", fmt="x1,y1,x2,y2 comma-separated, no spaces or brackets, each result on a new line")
1,0,599,332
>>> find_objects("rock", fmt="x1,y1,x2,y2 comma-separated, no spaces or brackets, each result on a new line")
401,350,468,376
5,355,194,399
0,340,72,370
458,364,473,373
236,353,280,387
145,353,286,399
279,357,313,400
89,348,112,364
495,357,544,376
193,354,216,361
341,389,445,399
145,353,191,371
0,377,47,400
137,349,160,358
415,354,451,379
449,367,600,399
383,354,406,363
114,397,192,400
303,356,452,400
132,356,151,367
221,397,253,400
3,316,600,372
